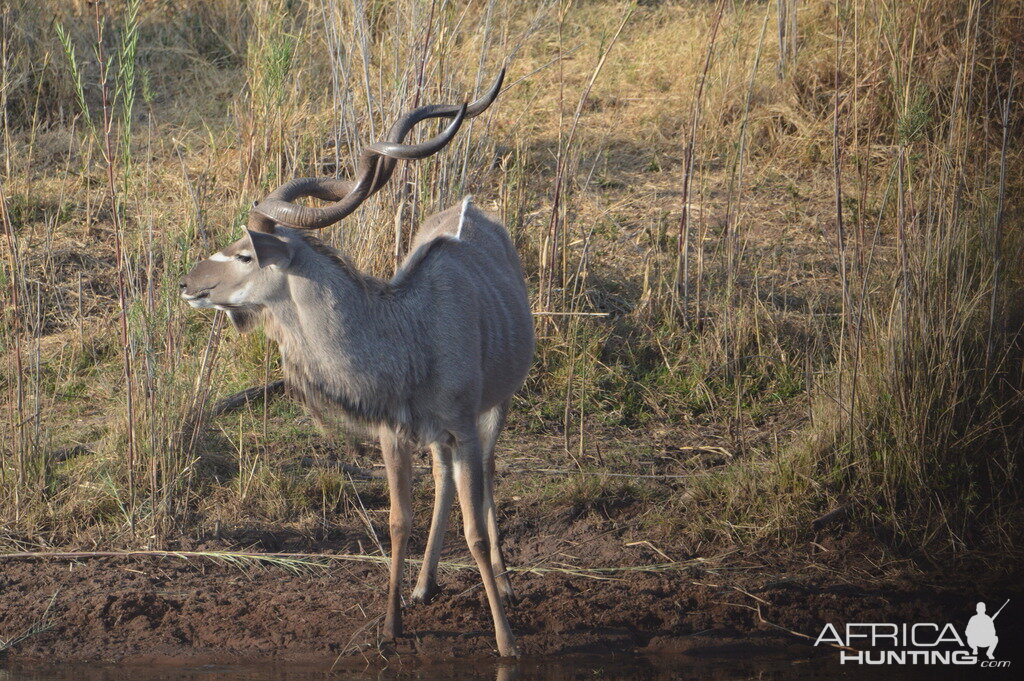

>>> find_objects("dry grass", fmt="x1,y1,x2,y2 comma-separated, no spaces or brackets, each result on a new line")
0,0,1021,565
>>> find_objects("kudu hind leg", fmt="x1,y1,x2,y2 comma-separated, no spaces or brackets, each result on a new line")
452,431,519,657
412,442,454,604
379,428,413,640
479,402,515,604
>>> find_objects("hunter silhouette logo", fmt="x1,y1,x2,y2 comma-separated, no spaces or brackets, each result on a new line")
814,599,1011,667
966,600,1007,661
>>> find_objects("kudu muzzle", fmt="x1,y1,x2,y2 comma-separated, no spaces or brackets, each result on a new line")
179,259,222,307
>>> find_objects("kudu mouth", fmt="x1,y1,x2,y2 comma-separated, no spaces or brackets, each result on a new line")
180,282,213,307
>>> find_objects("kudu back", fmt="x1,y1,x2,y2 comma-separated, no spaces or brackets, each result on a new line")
180,70,533,657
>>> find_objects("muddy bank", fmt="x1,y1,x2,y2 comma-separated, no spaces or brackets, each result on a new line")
2,530,1020,665
0,652,996,681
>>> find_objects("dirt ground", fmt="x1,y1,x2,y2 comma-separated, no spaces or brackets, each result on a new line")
2,523,1020,666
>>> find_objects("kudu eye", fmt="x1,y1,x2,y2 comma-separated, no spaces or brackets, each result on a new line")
236,254,253,264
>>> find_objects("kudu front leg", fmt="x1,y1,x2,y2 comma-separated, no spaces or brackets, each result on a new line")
453,432,519,657
379,428,413,640
412,442,454,604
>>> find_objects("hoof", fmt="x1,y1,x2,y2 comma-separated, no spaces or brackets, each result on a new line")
498,641,521,658
382,618,402,640
500,589,518,608
411,582,440,604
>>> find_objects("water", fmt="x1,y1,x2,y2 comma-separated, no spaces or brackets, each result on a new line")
0,654,980,680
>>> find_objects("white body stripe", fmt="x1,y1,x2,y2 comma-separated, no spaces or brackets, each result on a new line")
455,195,472,241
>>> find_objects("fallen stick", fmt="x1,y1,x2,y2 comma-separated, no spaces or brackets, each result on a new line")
811,504,851,531
756,603,858,652
513,467,720,479
0,550,713,580
319,463,725,480
211,380,285,416
335,462,387,480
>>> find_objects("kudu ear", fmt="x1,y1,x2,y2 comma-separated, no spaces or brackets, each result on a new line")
246,229,293,269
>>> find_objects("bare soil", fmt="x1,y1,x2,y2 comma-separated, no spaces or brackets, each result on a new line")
2,524,1020,665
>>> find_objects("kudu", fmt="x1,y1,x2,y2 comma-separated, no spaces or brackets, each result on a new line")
180,70,533,657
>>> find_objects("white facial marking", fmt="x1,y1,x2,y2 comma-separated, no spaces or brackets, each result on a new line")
182,294,214,309
208,252,232,262
228,283,251,305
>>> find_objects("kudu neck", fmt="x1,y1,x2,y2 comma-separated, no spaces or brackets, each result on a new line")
256,240,423,429
259,236,412,366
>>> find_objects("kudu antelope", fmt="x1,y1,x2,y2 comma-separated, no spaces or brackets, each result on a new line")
179,70,533,657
